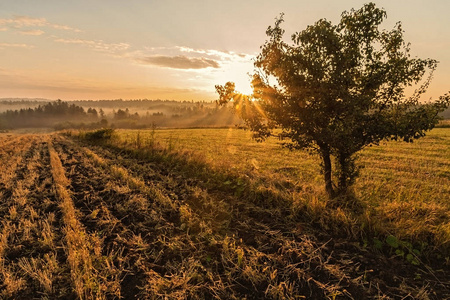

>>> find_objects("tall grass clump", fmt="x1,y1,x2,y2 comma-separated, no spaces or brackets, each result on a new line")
82,128,116,142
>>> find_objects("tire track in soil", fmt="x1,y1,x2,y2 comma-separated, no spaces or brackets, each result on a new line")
50,139,127,299
0,136,38,293
0,135,35,195
74,137,450,299
55,137,228,298
39,138,77,299
53,138,142,298
52,136,196,299
0,136,75,299
0,136,36,208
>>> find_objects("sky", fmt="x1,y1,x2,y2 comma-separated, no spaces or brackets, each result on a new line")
0,0,449,101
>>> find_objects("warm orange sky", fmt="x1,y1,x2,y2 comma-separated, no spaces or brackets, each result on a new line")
0,0,449,101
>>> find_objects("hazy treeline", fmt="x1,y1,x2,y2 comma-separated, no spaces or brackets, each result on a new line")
0,98,216,113
0,100,104,130
0,99,243,130
2,98,446,131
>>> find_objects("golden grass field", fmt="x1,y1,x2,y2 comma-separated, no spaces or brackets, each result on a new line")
116,128,450,248
0,128,448,299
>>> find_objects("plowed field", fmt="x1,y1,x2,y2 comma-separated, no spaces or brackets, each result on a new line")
0,133,448,299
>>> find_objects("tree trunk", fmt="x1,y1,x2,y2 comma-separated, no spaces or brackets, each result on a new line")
321,149,334,198
336,152,356,196
338,154,348,195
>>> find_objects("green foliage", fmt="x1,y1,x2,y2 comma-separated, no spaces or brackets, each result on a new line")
373,235,423,265
83,128,115,141
53,119,110,131
373,238,383,250
216,3,450,199
385,235,400,248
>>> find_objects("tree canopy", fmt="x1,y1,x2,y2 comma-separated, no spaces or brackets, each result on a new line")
216,3,449,199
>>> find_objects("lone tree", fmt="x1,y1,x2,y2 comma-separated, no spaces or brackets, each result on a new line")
216,3,449,199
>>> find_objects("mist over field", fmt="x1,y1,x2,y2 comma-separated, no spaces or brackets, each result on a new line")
1,98,449,132
0,99,245,131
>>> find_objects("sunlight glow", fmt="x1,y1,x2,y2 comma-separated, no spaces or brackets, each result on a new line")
234,80,253,96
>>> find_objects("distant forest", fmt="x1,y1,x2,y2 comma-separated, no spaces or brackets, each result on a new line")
0,99,243,130
0,98,448,131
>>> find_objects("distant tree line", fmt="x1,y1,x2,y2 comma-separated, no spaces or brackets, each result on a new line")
0,99,243,130
0,100,103,129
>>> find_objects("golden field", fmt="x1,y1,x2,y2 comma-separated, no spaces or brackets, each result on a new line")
0,128,448,299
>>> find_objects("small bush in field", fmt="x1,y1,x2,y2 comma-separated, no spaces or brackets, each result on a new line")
84,128,115,141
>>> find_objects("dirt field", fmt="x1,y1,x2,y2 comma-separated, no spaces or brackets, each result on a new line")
0,132,448,299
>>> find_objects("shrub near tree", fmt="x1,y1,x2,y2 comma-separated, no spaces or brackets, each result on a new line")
216,3,449,200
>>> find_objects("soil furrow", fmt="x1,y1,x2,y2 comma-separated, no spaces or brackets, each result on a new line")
49,140,122,299
0,136,75,298
53,135,198,298
53,137,143,298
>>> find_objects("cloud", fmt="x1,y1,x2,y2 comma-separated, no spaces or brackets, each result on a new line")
19,29,45,36
0,15,81,32
54,38,130,53
51,24,81,32
176,46,253,61
0,16,46,27
142,46,253,61
133,46,255,71
136,46,253,71
138,55,220,69
0,43,34,49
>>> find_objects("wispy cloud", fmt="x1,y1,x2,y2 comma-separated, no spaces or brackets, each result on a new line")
134,46,253,70
0,15,81,33
0,16,46,27
176,46,252,61
19,29,45,36
0,43,34,49
138,55,220,69
51,24,80,32
142,46,252,62
53,38,130,54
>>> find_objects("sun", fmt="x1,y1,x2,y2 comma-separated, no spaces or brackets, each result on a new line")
213,58,255,96
233,79,253,95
